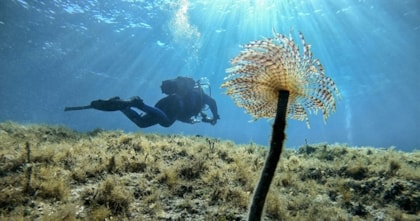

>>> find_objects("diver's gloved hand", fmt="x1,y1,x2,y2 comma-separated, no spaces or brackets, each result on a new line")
90,96,130,111
210,114,220,125
201,113,220,125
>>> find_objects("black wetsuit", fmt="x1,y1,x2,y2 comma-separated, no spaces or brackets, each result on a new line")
121,88,219,128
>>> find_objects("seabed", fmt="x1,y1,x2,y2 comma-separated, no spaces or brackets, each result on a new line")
0,122,419,220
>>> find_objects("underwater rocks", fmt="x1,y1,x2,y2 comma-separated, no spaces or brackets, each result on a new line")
0,122,419,220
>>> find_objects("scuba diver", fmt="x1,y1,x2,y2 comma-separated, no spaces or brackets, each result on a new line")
64,76,220,127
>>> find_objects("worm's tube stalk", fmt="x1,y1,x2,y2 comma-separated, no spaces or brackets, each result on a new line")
248,90,289,221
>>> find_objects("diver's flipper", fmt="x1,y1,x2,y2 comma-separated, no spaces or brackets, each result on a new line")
64,105,93,111
90,97,131,111
65,97,131,112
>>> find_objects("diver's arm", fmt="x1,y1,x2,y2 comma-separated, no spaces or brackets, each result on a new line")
203,94,220,124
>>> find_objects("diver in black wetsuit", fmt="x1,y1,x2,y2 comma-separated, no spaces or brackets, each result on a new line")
68,77,220,127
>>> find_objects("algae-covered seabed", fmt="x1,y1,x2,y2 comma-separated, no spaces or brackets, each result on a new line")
0,122,419,221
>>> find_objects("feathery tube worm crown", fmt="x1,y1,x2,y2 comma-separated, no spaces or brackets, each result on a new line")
222,30,340,220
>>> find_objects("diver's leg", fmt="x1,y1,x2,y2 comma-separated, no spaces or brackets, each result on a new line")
137,104,171,123
120,108,159,128
90,96,164,117
142,104,175,127
154,95,181,127
90,96,173,127
130,96,172,125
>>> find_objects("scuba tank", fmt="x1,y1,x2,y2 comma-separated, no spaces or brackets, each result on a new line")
194,77,212,113
196,77,211,97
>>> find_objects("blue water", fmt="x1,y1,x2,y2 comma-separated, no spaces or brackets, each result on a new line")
0,0,419,151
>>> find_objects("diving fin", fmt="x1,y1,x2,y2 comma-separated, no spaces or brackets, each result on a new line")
64,105,93,111
65,96,130,112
